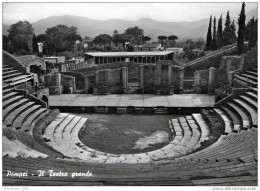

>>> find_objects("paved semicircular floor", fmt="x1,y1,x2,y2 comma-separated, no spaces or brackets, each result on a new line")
76,114,177,154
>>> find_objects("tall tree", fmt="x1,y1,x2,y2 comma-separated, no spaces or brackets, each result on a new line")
143,36,151,43
158,35,167,42
211,17,217,50
125,26,144,45
8,21,34,52
93,34,113,45
168,35,178,46
245,18,258,49
222,11,234,46
112,33,131,45
32,34,38,52
205,15,212,50
217,14,223,49
237,2,246,55
45,25,82,52
231,20,237,42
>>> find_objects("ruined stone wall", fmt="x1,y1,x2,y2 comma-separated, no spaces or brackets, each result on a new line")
61,71,87,90
60,74,76,93
217,47,257,84
15,55,46,71
194,46,257,94
184,45,237,77
93,68,126,94
44,73,63,95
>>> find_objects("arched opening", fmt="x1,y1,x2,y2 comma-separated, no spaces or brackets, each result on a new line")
42,95,49,108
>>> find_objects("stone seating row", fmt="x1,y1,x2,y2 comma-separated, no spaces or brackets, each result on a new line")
215,89,257,133
178,128,257,163
3,136,48,158
43,112,211,164
2,66,32,87
234,67,257,88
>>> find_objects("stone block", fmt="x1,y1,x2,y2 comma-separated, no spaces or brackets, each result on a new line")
49,86,63,95
68,87,73,94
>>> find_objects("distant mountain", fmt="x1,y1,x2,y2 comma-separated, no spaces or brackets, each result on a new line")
30,15,211,40
2,8,257,41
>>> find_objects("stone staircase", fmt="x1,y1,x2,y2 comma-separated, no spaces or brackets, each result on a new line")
214,67,258,133
154,107,167,114
3,65,32,89
233,67,257,88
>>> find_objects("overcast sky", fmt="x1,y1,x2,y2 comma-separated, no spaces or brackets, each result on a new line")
3,2,258,25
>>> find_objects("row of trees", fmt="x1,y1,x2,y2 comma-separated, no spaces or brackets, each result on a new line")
3,20,180,54
93,26,145,47
93,27,178,47
206,3,257,54
3,21,82,54
205,11,236,51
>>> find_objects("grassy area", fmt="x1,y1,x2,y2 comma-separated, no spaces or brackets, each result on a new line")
75,114,182,154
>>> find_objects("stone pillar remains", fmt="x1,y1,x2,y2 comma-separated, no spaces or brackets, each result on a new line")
156,64,162,94
105,69,110,87
139,65,144,93
179,68,184,93
208,67,217,95
194,71,200,87
122,67,128,93
44,73,63,95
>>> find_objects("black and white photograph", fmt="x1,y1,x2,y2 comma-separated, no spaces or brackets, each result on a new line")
1,1,258,188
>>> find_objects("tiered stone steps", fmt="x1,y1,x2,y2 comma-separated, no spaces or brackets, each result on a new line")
2,66,32,87
154,107,167,114
234,67,257,88
226,102,251,128
220,105,242,132
179,128,257,163
3,136,48,158
216,83,257,133
4,102,36,126
213,108,233,134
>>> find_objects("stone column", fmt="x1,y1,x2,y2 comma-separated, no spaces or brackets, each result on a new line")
122,67,128,93
194,71,200,87
168,64,172,86
105,69,110,86
179,68,184,93
93,71,99,94
139,65,144,93
84,77,89,94
155,64,161,94
208,67,217,95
